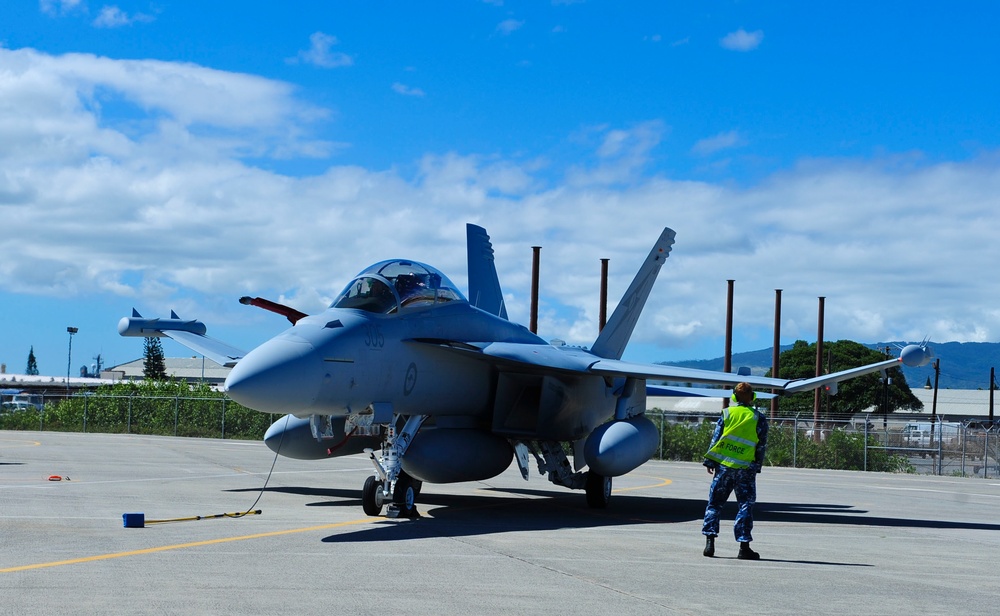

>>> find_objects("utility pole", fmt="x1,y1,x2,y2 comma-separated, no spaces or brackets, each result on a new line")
882,346,892,430
771,289,781,420
599,258,609,332
66,326,78,390
813,297,825,441
723,280,734,409
529,246,540,334
990,367,995,425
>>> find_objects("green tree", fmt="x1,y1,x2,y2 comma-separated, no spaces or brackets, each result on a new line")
25,346,38,375
767,340,922,419
143,337,167,380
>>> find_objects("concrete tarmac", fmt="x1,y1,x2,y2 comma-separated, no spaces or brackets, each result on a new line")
2,430,998,615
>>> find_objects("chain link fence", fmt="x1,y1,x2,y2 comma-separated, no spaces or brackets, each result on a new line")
0,391,272,440
646,410,1000,477
3,393,997,477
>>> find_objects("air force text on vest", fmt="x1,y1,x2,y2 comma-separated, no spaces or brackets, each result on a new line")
721,441,747,456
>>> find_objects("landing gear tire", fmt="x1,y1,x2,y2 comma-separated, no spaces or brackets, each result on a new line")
585,472,612,509
392,472,419,518
362,475,384,517
397,470,422,499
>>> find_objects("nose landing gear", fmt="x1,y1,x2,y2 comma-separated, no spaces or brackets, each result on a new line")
361,414,426,518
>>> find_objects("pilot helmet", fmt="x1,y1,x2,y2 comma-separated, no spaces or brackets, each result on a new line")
394,273,421,297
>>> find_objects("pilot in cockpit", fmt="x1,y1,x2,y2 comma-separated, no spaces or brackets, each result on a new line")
393,273,427,307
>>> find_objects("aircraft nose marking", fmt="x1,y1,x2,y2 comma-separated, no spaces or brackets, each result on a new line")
403,362,418,395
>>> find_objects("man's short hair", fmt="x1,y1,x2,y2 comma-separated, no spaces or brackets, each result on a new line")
733,382,755,404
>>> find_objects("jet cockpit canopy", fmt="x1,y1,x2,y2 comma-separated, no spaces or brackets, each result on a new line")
331,260,466,314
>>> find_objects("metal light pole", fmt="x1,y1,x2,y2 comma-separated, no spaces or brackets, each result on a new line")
66,326,78,388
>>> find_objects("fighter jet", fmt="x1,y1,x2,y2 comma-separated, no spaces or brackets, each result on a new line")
119,224,933,517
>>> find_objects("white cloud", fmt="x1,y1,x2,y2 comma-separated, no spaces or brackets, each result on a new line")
93,5,154,28
291,32,354,68
692,130,745,156
566,120,667,185
495,19,524,36
720,28,764,52
3,48,1000,368
392,82,425,97
39,0,84,16
93,6,128,27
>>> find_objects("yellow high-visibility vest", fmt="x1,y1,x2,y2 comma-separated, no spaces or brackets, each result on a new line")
705,405,759,469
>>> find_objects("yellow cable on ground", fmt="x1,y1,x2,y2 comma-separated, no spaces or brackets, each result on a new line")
123,510,261,527
144,510,262,525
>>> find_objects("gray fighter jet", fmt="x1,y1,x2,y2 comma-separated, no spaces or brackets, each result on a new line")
119,224,932,517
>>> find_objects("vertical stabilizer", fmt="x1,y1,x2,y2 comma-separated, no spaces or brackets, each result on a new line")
467,224,508,319
590,228,675,359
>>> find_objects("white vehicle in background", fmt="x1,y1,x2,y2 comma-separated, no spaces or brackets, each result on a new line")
902,421,960,447
1,393,43,412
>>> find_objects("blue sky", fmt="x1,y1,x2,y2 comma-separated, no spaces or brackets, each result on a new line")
2,1,1000,378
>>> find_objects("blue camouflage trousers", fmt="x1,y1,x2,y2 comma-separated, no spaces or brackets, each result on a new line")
701,466,757,543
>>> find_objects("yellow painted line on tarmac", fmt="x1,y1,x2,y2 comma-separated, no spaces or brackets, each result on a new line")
612,474,672,494
0,518,372,574
0,438,42,448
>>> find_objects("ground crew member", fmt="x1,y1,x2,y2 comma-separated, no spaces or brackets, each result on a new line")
701,381,769,560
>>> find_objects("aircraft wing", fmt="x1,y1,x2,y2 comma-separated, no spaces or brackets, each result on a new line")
413,339,905,396
590,356,902,394
156,330,246,368
644,384,777,399
118,309,246,367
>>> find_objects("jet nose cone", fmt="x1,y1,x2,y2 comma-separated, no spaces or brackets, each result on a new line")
225,336,321,414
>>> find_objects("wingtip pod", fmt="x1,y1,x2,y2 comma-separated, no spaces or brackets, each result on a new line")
900,343,933,367
117,309,208,337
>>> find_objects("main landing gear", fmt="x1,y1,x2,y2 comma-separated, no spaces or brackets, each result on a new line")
585,471,612,509
519,440,614,509
361,426,613,516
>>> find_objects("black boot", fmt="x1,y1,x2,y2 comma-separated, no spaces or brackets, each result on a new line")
703,535,715,557
737,541,760,560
